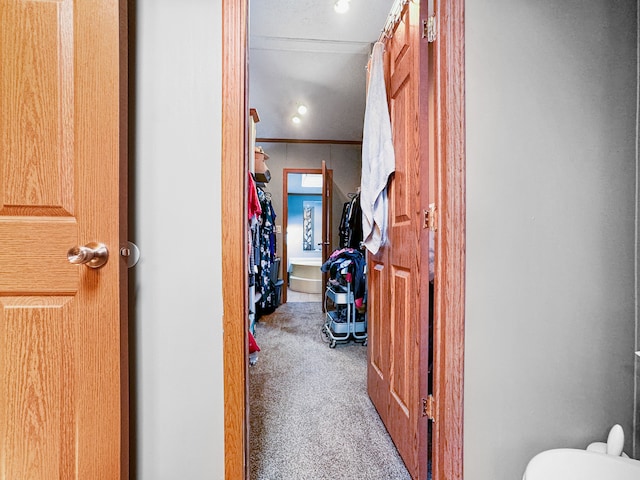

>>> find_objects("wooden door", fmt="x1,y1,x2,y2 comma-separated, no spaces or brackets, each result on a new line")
0,1,127,479
367,1,431,479
321,161,333,296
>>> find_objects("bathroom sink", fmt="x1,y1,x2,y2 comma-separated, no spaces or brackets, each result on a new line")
523,448,640,480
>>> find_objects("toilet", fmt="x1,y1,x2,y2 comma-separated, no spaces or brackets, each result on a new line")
523,425,640,479
523,448,640,479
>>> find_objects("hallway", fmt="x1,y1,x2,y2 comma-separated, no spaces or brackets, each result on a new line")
248,302,411,479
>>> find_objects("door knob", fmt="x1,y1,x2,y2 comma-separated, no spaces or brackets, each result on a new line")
67,242,109,269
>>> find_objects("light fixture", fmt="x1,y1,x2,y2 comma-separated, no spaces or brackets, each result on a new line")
297,104,308,115
334,0,350,14
292,115,301,124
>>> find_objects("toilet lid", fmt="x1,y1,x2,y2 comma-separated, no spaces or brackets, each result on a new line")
524,449,640,480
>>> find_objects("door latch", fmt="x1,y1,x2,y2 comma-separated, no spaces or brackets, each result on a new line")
120,241,141,268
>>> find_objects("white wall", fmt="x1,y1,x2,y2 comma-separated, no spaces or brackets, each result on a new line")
465,0,638,478
135,1,224,478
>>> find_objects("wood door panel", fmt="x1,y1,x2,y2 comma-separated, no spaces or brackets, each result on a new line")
0,219,77,292
366,2,429,479
387,265,419,476
0,0,74,215
0,296,76,480
389,6,410,71
0,0,126,478
389,267,411,410
368,261,387,381
389,84,411,226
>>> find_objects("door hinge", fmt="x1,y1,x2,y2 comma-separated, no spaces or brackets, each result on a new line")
423,204,437,232
422,395,436,421
423,15,437,42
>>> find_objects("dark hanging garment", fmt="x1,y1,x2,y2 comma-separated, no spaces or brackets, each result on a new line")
339,193,364,250
257,188,278,313
346,194,363,249
339,201,352,248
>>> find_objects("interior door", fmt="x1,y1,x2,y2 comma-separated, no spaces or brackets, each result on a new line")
366,1,431,479
0,1,127,478
321,161,333,299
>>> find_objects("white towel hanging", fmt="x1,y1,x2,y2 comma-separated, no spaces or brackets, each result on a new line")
360,41,395,255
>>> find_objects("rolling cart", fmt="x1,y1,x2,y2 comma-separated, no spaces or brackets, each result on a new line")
323,281,367,348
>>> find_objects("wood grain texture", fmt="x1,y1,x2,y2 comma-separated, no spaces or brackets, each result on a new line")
367,2,429,478
74,1,124,477
118,1,129,478
222,0,248,478
321,161,333,302
432,0,466,478
0,0,126,478
0,297,75,480
0,1,74,215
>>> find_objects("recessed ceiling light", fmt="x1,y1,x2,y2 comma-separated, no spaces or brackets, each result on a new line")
297,104,308,115
334,0,350,14
292,115,301,124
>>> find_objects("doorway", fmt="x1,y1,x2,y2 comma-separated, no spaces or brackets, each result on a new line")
221,0,466,479
283,170,325,304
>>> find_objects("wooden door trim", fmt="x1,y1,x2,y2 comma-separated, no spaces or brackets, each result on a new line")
119,1,129,478
222,0,248,479
432,0,466,478
322,165,333,297
221,0,466,479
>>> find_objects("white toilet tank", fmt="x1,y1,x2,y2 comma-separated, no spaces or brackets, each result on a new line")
523,448,640,480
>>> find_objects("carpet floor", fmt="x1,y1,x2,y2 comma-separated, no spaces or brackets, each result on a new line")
249,302,412,480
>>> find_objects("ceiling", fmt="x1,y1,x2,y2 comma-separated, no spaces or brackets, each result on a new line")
248,0,394,142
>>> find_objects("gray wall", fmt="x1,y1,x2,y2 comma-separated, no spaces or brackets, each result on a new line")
135,1,224,478
465,0,638,478
134,4,361,477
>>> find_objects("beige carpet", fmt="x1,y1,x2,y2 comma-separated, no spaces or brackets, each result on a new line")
249,302,411,480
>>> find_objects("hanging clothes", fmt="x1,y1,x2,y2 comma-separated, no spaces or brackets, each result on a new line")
248,172,262,220
339,193,363,250
360,41,395,255
257,188,277,312
248,172,262,288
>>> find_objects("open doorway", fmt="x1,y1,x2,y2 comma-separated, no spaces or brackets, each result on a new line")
246,0,424,478
222,0,466,479
283,170,325,303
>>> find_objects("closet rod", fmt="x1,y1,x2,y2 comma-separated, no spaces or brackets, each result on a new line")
375,0,410,45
